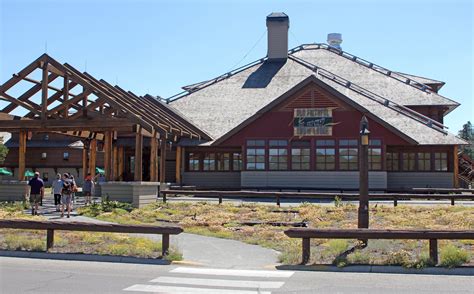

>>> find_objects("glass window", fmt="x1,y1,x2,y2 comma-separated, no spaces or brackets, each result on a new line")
369,148,382,170
246,148,265,170
41,152,47,159
370,139,382,146
63,152,69,160
188,152,200,171
418,152,431,171
269,148,288,170
130,156,135,173
291,148,310,170
402,153,416,171
339,139,358,146
233,153,242,171
203,153,216,171
217,153,230,171
247,140,265,147
316,148,336,170
386,152,399,171
316,140,336,147
43,134,49,141
269,140,288,147
339,148,358,170
434,152,448,171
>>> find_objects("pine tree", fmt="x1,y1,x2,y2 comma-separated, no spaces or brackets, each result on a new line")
458,121,474,158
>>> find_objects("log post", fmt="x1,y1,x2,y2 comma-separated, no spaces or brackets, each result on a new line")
453,145,459,188
63,74,69,118
175,146,182,185
276,194,281,207
150,130,158,182
82,143,88,180
134,126,143,181
113,145,118,181
104,131,113,181
18,131,27,181
89,139,97,179
429,239,438,264
41,62,48,121
46,229,54,250
162,233,170,256
159,138,167,186
118,146,124,181
302,237,310,264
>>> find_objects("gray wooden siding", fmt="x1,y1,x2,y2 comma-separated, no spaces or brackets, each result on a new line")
241,171,387,189
387,172,453,189
183,172,241,188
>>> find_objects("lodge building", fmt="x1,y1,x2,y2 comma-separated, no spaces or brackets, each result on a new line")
1,12,468,191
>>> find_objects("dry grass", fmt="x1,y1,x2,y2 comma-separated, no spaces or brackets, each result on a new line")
78,201,474,267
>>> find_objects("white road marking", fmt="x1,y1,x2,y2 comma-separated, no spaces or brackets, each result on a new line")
123,284,272,294
150,276,285,289
170,267,294,278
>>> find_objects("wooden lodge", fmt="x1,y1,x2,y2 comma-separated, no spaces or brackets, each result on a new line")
0,13,469,197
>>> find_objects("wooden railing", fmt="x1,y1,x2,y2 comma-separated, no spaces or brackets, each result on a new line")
0,219,183,256
161,190,474,207
284,228,474,265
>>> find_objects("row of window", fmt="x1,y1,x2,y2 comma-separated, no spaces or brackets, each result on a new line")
41,152,70,160
386,152,448,171
188,152,242,171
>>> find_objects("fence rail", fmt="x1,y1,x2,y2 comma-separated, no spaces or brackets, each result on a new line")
162,190,474,206
0,219,183,256
284,228,474,264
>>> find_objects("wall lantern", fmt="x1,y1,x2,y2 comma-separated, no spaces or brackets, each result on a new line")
360,115,370,145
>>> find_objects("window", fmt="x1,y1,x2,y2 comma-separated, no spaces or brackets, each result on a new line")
188,152,200,171
130,156,135,173
338,139,358,170
291,141,310,170
402,153,416,171
63,152,70,161
434,152,448,171
203,153,216,171
418,152,431,171
217,153,230,171
369,148,382,170
269,140,288,170
246,140,266,170
369,139,382,146
43,134,49,141
386,152,399,171
41,152,47,159
233,153,242,171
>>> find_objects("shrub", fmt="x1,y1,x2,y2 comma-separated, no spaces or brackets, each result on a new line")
4,234,45,251
440,244,470,268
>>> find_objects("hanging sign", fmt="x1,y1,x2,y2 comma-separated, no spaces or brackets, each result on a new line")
293,108,333,136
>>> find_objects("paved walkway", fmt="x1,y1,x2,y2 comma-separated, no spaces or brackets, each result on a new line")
31,195,281,269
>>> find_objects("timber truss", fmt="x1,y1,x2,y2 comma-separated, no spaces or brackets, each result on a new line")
0,53,210,141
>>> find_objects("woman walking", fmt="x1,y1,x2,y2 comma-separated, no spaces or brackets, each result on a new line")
61,173,73,218
51,173,63,212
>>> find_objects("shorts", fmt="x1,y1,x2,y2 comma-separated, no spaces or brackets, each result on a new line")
61,194,72,205
30,194,41,204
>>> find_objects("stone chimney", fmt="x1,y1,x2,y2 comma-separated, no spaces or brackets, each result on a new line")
266,12,289,61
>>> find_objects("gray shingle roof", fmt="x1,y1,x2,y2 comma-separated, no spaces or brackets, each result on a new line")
169,45,464,146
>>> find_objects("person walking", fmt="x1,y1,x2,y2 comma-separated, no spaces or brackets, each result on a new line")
83,173,95,205
70,174,77,209
60,173,73,218
28,172,44,216
51,173,63,212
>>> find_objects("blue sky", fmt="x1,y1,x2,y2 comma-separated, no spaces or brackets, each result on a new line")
1,0,472,133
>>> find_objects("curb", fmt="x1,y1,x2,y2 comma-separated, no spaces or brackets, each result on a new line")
276,264,474,276
0,250,171,265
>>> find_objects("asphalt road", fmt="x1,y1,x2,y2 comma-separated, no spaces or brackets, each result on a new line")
1,257,473,293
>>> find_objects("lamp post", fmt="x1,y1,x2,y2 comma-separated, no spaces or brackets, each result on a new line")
359,116,370,228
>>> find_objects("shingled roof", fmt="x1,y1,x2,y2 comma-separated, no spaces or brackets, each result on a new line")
168,44,464,146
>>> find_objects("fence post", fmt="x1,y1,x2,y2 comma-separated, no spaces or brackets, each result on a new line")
46,229,54,251
162,192,167,203
219,194,222,204
451,197,455,206
429,239,438,265
162,234,170,256
276,195,281,207
302,237,310,264
393,197,398,207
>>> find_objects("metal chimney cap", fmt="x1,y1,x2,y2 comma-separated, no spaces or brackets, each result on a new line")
327,33,343,49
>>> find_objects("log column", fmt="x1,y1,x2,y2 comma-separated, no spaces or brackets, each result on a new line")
18,131,27,181
89,139,97,178
41,62,48,121
113,145,119,181
159,138,167,187
149,130,159,182
104,131,113,181
134,126,143,181
82,142,88,180
118,146,124,181
175,146,183,185
453,145,459,188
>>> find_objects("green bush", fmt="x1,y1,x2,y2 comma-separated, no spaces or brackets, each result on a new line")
440,244,470,268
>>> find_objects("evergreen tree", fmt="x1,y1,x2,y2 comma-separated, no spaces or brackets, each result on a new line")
458,121,474,158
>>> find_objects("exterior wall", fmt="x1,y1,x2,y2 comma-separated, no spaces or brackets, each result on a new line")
183,172,241,188
100,182,159,208
0,181,28,201
241,171,387,189
387,172,454,189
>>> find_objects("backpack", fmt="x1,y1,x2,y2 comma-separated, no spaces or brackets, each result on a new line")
63,180,73,194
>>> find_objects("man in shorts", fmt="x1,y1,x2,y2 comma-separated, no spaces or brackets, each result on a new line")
61,173,73,218
28,172,44,215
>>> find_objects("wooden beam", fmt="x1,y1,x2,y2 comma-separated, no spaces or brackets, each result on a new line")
118,146,124,181
175,146,182,185
134,125,143,181
0,117,135,131
45,88,92,116
453,145,459,188
159,138,167,184
104,131,113,181
18,131,26,181
89,139,97,179
41,62,49,120
82,143,88,180
0,53,46,94
149,129,158,182
0,92,41,115
82,85,88,117
63,74,69,118
113,145,119,181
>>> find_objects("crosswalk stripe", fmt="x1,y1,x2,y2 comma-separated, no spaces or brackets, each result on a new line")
150,276,285,289
170,267,294,278
123,284,272,294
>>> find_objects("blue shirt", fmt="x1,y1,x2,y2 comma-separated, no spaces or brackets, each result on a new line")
28,177,44,194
